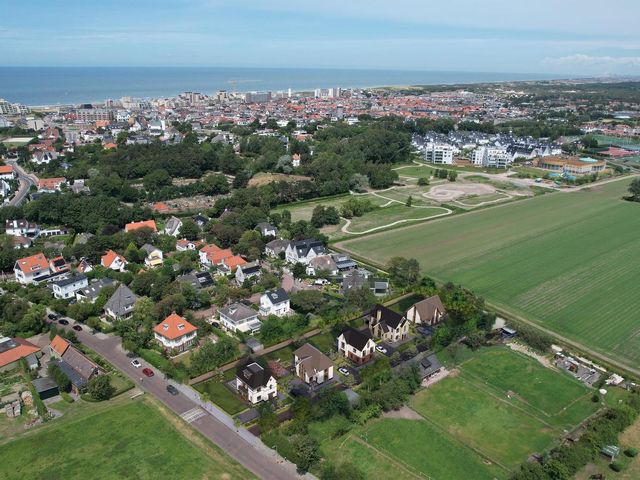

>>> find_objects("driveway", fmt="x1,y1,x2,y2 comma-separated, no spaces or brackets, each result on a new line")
53,317,311,480
6,160,38,206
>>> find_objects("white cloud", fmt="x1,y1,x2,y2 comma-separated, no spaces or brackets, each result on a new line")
542,54,640,74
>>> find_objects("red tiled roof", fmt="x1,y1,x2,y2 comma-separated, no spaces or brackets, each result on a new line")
0,165,14,174
0,337,41,368
154,313,198,340
223,255,247,270
50,334,70,357
125,220,157,232
15,253,49,273
101,249,125,268
37,177,66,190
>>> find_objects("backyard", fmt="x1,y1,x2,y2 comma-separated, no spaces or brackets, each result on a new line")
337,178,640,367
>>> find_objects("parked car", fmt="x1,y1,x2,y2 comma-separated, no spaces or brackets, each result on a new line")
58,319,69,325
131,359,142,368
313,279,329,286
47,313,59,321
166,385,179,395
142,368,154,377
375,345,387,354
338,367,350,376
72,325,82,331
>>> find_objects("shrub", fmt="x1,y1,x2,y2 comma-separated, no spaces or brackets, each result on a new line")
610,461,623,472
417,177,429,186
625,447,638,457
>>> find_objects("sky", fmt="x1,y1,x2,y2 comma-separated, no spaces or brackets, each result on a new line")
1,0,640,76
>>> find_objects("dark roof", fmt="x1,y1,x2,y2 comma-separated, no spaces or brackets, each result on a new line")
263,288,289,304
104,284,138,317
52,274,87,288
239,263,261,275
32,376,58,394
77,278,114,300
265,239,290,253
289,239,325,257
340,327,372,351
61,345,100,382
370,304,406,331
51,359,88,388
236,362,272,389
177,271,215,289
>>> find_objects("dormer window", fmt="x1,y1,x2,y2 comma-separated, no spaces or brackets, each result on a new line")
163,324,169,330
178,324,185,330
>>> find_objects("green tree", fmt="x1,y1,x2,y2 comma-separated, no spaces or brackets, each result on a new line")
292,262,306,279
448,170,458,182
405,195,413,207
387,257,420,287
627,178,640,202
417,177,429,186
179,218,200,240
87,375,115,400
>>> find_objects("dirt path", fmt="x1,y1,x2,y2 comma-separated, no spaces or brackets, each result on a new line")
382,405,424,421
340,207,453,235
507,342,555,369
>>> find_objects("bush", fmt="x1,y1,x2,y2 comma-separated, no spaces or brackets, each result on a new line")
417,177,429,186
625,447,638,457
61,391,74,403
610,461,624,472
87,375,115,401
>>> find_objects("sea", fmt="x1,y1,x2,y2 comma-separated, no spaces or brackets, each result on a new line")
0,66,566,107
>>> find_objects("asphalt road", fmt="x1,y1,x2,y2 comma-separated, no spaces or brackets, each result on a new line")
6,160,37,206
55,319,305,480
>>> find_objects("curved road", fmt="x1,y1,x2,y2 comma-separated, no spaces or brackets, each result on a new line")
6,160,38,206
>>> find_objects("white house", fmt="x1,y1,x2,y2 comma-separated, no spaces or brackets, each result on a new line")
0,165,15,180
51,275,88,300
337,328,376,365
101,250,127,272
218,303,261,334
293,343,334,385
141,244,163,268
285,239,325,265
235,261,261,284
176,239,202,251
14,253,51,285
5,219,40,238
164,216,183,237
259,288,290,317
153,313,198,354
255,222,278,237
235,362,277,404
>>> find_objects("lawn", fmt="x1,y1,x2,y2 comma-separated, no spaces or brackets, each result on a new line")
338,178,640,366
318,418,507,480
194,378,248,415
345,204,448,234
309,331,336,354
410,376,557,469
0,399,252,480
459,348,598,429
457,192,511,205
393,164,436,178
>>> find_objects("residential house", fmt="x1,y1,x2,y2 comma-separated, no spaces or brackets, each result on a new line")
124,219,157,233
255,222,278,237
306,255,338,276
0,336,41,372
101,250,127,272
192,213,209,228
14,253,51,285
51,275,89,300
285,239,325,265
5,219,40,238
198,244,224,267
337,328,376,365
0,164,15,180
153,313,198,354
235,261,261,284
333,254,358,272
368,304,409,343
104,284,138,320
10,235,32,249
37,177,66,193
264,239,290,257
49,256,70,275
75,278,115,303
293,343,334,385
235,362,277,404
220,255,247,274
164,216,183,237
49,335,102,393
77,257,93,274
406,295,446,326
218,303,261,333
176,239,203,251
340,269,389,297
0,179,10,199
31,151,59,165
141,244,163,268
176,271,215,290
259,288,290,317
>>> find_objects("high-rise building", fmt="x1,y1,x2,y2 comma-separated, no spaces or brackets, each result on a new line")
245,91,272,103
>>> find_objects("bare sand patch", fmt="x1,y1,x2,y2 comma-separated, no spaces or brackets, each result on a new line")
382,405,424,421
424,183,495,202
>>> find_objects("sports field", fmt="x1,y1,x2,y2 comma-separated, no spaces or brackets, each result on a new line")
0,399,251,480
338,178,640,366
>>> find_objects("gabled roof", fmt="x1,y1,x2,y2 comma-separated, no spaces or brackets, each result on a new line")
236,362,273,389
289,238,325,257
262,288,289,305
219,303,257,322
125,220,157,232
77,278,114,301
294,343,333,373
200,243,222,255
52,274,87,288
60,345,100,382
50,334,70,357
101,250,125,268
238,261,260,274
370,304,406,331
154,313,198,340
223,255,247,270
141,244,160,255
104,284,138,317
0,337,41,368
15,253,49,274
411,295,445,319
265,239,290,253
339,327,373,351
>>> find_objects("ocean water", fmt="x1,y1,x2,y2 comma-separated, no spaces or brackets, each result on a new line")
0,66,564,106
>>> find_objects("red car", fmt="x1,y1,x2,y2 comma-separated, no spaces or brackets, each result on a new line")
142,368,154,377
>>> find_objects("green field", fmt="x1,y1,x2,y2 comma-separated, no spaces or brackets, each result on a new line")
0,399,251,480
338,178,640,366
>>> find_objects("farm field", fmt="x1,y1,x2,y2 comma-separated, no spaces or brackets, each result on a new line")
318,418,507,480
0,398,251,480
338,178,640,366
